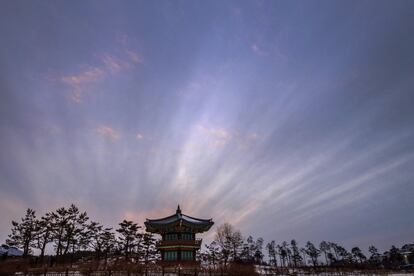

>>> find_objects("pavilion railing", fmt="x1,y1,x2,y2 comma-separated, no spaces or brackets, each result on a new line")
157,238,202,247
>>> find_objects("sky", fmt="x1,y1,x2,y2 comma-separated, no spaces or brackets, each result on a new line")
0,0,414,253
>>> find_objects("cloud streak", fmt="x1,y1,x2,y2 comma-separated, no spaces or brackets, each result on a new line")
1,1,414,252
59,41,142,103
96,125,121,141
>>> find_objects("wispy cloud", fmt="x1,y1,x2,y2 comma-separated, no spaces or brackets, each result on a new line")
96,125,121,141
61,67,104,86
124,48,142,64
59,41,142,103
101,53,131,74
197,125,232,148
61,67,104,103
2,1,414,252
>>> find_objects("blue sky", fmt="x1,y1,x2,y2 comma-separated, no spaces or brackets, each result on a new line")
0,0,413,251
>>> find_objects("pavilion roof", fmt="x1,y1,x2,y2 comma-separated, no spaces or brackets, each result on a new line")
145,205,214,233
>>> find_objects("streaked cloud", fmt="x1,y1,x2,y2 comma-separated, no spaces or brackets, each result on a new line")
59,43,142,103
101,53,131,74
61,67,104,86
1,0,414,253
61,67,104,103
124,49,142,64
96,125,121,141
197,124,232,148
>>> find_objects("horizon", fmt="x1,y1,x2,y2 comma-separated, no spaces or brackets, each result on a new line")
3,203,413,257
1,0,414,254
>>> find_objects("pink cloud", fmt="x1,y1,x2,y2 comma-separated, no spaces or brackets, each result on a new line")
101,53,131,74
58,38,143,103
70,89,83,103
60,67,104,103
96,125,121,141
61,67,104,86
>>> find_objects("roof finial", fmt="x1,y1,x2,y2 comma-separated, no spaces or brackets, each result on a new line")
176,204,182,214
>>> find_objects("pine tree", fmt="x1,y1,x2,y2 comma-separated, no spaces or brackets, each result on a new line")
34,212,54,262
6,208,37,257
305,241,320,267
277,242,288,267
51,207,69,257
266,241,277,267
205,241,220,268
62,204,89,255
319,241,330,266
142,233,157,264
254,237,264,264
116,220,141,260
291,240,302,267
351,247,366,264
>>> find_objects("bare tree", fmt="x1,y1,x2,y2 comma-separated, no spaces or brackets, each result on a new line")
214,223,242,265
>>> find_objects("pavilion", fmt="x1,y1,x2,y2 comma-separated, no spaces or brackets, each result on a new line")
145,205,214,264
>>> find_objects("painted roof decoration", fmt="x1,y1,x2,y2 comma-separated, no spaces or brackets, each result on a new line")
145,205,214,233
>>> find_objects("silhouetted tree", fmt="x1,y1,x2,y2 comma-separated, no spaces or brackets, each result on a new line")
205,241,221,267
277,243,288,267
241,235,255,262
100,227,116,268
305,241,320,267
327,252,336,265
116,220,141,260
62,204,89,257
290,240,302,267
266,240,277,267
329,242,340,261
87,221,115,262
331,243,348,264
284,241,292,267
142,233,157,264
388,245,403,268
351,247,366,264
300,247,308,266
214,223,242,265
51,207,69,258
319,241,330,265
6,209,37,257
368,245,379,260
253,237,264,264
34,212,54,262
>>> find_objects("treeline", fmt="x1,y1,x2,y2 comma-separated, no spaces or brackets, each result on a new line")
201,223,414,270
4,205,159,266
4,206,414,272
